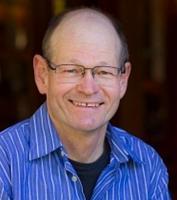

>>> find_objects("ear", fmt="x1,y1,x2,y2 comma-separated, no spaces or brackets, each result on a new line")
119,61,131,99
33,54,49,95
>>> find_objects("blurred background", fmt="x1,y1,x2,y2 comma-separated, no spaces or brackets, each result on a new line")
0,0,176,198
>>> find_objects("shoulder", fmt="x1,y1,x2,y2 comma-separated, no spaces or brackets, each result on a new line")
109,125,167,170
109,125,170,198
110,125,155,153
0,119,30,152
0,119,29,137
0,120,30,198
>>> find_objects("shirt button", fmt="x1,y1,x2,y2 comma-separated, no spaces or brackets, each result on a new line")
61,151,65,157
71,175,78,182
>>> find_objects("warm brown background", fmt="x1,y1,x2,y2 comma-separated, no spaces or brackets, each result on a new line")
0,0,176,198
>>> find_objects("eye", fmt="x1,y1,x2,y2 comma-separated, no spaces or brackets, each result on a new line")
97,70,114,75
63,68,78,73
58,64,82,76
95,67,115,77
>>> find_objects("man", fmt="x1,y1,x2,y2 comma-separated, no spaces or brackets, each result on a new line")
0,7,170,200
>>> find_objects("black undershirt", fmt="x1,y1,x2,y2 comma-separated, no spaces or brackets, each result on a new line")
69,141,110,200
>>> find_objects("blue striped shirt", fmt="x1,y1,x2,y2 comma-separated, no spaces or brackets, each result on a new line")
0,103,170,200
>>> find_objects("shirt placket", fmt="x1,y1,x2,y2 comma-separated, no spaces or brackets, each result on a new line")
61,149,86,200
91,160,121,200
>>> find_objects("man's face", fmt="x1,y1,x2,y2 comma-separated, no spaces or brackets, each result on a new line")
34,15,130,133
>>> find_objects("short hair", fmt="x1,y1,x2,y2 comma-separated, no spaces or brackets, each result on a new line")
42,7,129,70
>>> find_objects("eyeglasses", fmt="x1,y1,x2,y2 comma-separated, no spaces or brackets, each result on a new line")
44,57,125,86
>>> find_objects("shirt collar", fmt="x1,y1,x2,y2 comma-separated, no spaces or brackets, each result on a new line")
28,104,143,164
106,124,144,164
29,103,63,160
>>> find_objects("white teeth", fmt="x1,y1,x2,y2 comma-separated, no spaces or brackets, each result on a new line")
71,101,100,108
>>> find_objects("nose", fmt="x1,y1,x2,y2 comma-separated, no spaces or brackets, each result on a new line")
76,70,100,95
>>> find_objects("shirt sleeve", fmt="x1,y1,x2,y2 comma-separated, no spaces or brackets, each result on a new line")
149,151,171,200
0,181,11,200
152,171,171,199
0,144,12,200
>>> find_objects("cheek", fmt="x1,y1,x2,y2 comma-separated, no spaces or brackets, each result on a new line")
104,85,121,106
109,83,123,108
102,88,121,122
119,80,128,99
109,78,128,101
45,77,62,105
111,90,121,108
46,84,65,118
46,79,73,104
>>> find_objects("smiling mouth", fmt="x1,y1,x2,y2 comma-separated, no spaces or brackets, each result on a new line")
69,100,104,108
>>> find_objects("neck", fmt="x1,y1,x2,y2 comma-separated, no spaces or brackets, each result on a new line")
55,123,107,163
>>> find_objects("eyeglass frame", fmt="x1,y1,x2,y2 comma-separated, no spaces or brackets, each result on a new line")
43,56,127,83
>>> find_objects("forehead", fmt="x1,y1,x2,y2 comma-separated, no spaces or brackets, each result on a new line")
49,11,121,63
